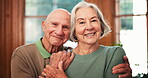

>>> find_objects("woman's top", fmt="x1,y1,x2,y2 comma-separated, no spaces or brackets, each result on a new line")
65,45,126,78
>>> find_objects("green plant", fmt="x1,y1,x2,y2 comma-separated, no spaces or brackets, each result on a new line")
133,73,148,78
113,42,123,47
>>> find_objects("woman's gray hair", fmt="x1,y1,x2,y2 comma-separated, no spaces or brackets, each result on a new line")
70,1,111,42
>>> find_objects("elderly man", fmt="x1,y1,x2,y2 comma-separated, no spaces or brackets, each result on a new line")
11,9,132,78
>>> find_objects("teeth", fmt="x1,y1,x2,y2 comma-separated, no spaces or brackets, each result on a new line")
85,33,94,36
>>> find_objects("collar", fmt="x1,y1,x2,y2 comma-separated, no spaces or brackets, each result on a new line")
35,38,51,58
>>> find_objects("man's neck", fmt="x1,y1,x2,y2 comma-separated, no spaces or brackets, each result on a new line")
41,37,62,54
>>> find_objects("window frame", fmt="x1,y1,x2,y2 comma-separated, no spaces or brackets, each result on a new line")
115,0,147,44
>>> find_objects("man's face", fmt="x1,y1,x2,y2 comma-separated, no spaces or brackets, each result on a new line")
42,11,70,46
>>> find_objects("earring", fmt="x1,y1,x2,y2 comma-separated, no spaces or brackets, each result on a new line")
101,31,104,36
74,35,78,42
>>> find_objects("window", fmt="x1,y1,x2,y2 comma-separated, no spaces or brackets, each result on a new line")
115,0,147,76
25,0,82,44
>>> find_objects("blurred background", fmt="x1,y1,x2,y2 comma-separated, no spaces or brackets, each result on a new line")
0,0,147,78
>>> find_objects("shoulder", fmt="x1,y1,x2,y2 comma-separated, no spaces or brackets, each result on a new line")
12,43,37,58
103,46,126,75
101,45,125,56
110,46,126,57
100,45,126,65
103,46,126,63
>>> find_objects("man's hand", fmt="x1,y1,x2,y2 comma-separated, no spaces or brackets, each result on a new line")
39,61,68,78
112,56,132,78
50,51,75,70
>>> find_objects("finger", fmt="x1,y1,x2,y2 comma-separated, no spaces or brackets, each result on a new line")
60,52,67,61
46,72,54,78
123,56,129,64
112,64,126,70
38,76,44,78
63,50,67,53
43,66,55,78
58,61,64,72
50,52,61,68
112,68,127,74
41,72,46,77
50,52,58,58
67,51,71,57
70,52,75,61
45,65,51,70
46,65,56,72
118,73,132,78
44,66,53,74
58,51,63,53
128,67,132,73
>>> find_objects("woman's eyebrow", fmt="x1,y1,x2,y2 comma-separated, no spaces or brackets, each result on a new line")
91,16,98,19
76,18,84,22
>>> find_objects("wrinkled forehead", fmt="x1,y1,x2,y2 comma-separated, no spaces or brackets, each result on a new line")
75,7,98,19
50,10,70,18
49,10,70,20
45,16,70,27
51,17,70,24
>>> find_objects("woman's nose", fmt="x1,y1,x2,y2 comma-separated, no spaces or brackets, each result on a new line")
85,22,94,31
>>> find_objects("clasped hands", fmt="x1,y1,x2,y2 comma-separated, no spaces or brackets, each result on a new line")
39,51,74,78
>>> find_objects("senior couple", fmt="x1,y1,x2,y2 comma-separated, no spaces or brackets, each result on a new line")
11,1,132,78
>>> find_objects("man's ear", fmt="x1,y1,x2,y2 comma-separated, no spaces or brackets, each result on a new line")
42,21,46,31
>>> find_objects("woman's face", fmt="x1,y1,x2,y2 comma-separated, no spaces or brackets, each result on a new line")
75,7,102,45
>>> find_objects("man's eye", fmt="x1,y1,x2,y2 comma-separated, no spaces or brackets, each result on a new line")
79,22,85,24
63,26,69,29
52,23,57,26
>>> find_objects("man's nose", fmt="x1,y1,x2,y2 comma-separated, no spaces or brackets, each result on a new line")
56,26,64,36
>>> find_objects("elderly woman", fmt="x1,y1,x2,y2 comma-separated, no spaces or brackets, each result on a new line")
40,1,132,78
65,1,130,78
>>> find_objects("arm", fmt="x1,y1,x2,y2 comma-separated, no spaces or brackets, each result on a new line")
105,47,126,78
112,56,132,78
11,49,33,78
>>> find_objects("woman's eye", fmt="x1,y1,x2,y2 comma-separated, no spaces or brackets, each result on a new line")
91,20,97,22
79,22,85,24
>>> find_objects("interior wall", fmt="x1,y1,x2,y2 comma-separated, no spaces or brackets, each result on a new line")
147,0,148,64
146,0,148,62
85,0,116,46
0,0,25,78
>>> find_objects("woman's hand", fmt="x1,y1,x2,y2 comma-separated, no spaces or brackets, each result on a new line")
112,56,132,78
50,50,75,70
39,61,68,78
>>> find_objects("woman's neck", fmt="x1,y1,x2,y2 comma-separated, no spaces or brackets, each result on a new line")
42,37,62,54
73,42,100,55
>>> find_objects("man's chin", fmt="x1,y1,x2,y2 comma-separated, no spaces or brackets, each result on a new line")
51,42,63,46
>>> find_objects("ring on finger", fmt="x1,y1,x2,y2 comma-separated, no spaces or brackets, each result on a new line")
44,73,46,77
